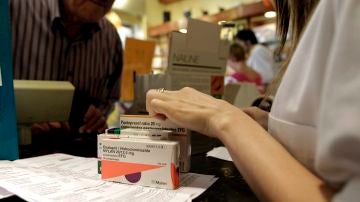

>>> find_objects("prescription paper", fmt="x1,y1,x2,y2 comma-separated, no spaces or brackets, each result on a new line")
0,154,217,202
0,186,13,199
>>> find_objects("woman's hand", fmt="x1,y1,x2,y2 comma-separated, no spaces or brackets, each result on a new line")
146,87,245,138
242,107,269,130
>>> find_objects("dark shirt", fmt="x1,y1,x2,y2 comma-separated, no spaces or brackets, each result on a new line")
10,0,123,129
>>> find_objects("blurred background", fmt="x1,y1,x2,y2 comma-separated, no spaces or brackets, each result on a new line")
106,0,283,74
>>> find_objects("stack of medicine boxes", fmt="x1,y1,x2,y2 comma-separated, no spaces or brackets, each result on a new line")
98,115,191,190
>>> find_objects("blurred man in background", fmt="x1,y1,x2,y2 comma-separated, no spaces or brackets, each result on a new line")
10,0,123,156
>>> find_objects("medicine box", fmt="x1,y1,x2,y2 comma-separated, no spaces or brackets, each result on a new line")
99,137,180,190
120,115,191,172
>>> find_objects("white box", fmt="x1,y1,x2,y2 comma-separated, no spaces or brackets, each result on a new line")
99,137,180,189
166,20,228,98
14,80,74,123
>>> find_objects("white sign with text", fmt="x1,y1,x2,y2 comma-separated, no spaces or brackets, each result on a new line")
167,19,228,96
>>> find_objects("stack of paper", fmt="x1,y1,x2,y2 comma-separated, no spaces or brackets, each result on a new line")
0,154,217,202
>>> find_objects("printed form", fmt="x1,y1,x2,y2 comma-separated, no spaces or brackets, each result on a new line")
0,154,217,202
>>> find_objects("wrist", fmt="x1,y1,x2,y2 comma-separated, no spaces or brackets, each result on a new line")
208,101,244,140
210,105,263,143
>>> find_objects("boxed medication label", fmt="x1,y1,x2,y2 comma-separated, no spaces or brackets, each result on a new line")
121,128,170,140
120,115,191,172
99,137,180,189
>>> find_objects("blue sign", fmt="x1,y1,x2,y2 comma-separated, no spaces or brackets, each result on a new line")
0,0,19,160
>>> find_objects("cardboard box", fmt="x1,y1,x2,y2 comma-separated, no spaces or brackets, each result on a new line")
166,19,228,98
120,115,191,172
99,137,180,190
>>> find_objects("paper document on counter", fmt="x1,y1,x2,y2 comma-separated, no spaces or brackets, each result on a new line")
0,153,217,202
207,146,233,161
0,162,14,199
0,187,13,200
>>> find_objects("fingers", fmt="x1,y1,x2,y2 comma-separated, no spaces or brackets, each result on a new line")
48,122,71,132
154,114,167,121
83,105,98,123
79,105,106,133
149,98,186,128
79,116,105,134
87,116,107,133
146,89,168,116
32,123,51,135
146,87,232,137
146,87,190,116
48,122,62,129
31,122,71,135
150,99,173,119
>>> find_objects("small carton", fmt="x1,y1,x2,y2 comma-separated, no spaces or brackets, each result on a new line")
120,115,191,172
99,137,180,189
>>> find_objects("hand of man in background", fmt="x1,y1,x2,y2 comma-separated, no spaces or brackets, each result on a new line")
32,122,71,135
32,105,107,135
78,104,107,134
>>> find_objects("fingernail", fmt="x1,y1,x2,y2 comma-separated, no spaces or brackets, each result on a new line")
155,114,167,120
79,129,84,133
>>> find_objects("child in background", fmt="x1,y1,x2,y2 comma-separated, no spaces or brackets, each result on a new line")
226,43,264,93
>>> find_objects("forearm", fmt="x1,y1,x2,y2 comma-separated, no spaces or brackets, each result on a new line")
216,113,334,201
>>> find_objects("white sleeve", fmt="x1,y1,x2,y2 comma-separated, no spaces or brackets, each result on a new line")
315,0,360,201
333,177,360,202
